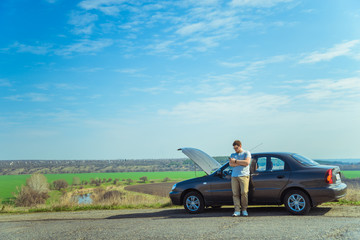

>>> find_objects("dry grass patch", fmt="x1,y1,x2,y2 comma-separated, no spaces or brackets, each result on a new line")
343,182,360,202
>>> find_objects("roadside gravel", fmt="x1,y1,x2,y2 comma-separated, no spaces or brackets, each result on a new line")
0,206,359,240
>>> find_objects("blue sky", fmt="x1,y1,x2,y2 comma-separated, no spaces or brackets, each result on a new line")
1,0,360,160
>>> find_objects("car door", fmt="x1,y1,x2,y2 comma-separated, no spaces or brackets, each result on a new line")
250,155,290,204
207,164,233,205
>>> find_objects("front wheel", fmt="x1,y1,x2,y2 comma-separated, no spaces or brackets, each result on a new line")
183,191,204,214
284,190,311,215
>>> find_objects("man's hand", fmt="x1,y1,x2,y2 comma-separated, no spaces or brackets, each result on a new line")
229,157,236,167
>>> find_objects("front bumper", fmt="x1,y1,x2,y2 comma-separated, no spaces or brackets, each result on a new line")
169,191,182,205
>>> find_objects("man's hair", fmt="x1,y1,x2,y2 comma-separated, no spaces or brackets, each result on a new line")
233,140,242,147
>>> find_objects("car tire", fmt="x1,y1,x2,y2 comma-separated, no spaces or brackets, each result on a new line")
183,191,204,214
284,190,311,215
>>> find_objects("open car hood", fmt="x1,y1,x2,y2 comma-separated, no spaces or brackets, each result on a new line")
178,148,221,175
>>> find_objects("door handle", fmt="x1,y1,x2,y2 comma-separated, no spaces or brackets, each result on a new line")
277,175,285,179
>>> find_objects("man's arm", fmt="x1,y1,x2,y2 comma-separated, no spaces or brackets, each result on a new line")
229,156,251,167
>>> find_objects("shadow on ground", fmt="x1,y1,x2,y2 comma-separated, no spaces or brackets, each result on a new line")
106,206,332,220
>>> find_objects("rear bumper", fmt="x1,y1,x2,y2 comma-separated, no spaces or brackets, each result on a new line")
169,191,182,205
307,182,347,206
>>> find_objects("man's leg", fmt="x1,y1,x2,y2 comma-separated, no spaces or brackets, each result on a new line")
239,176,249,211
231,177,241,212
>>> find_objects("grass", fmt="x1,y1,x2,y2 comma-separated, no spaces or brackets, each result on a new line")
0,171,205,204
0,185,174,214
341,170,360,179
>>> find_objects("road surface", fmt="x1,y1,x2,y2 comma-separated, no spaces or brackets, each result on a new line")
0,206,359,240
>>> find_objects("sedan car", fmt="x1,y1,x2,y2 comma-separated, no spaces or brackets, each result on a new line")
169,148,347,215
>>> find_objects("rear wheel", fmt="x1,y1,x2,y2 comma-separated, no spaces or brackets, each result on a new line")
284,190,311,215
183,191,204,214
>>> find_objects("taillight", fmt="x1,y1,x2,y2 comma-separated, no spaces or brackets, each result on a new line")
325,169,333,184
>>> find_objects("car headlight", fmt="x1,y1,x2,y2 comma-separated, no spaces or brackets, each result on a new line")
171,183,177,191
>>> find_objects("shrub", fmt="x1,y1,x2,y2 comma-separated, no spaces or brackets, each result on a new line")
53,179,68,190
14,173,50,207
139,176,148,183
90,178,101,186
15,186,49,207
103,190,123,200
126,179,133,185
26,173,49,193
72,177,81,185
162,177,171,182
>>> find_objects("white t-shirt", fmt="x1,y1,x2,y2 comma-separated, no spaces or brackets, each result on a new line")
230,150,251,177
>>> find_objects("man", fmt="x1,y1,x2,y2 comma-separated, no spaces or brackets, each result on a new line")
229,140,251,217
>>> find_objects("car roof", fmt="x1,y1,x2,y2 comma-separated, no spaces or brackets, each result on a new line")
252,152,295,156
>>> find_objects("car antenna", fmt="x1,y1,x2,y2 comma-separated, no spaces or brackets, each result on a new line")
250,142,263,152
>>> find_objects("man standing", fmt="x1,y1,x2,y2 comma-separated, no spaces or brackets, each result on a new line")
229,140,251,217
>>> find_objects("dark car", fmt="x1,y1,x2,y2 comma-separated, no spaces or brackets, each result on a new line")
169,148,347,215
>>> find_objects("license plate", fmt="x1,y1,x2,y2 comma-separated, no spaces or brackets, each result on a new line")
336,173,341,181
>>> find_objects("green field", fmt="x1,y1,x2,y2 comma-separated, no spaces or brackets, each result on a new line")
0,171,205,203
342,170,360,179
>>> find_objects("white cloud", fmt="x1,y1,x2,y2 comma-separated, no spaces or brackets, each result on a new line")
78,0,125,16
0,79,11,87
4,93,50,102
72,0,294,57
55,39,113,56
300,40,360,63
220,55,287,69
301,77,360,101
230,0,293,8
131,86,166,95
159,93,289,123
176,22,206,36
11,42,52,55
280,76,360,101
170,56,287,97
68,11,98,35
66,67,104,72
54,83,86,90
147,40,175,54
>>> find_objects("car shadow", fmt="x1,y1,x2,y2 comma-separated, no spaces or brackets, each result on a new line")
106,206,332,219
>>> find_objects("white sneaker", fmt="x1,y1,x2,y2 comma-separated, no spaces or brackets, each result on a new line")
232,211,241,217
242,210,248,217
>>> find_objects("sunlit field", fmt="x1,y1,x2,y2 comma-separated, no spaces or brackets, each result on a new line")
0,171,205,203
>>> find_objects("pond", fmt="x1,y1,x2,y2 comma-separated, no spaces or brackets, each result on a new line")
77,193,93,204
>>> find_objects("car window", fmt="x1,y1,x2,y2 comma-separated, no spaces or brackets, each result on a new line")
255,157,267,172
292,154,319,166
270,157,285,171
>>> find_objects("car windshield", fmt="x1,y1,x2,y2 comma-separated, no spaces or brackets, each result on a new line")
292,154,319,166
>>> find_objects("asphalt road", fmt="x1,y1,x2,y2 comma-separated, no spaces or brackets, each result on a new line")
1,206,359,240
